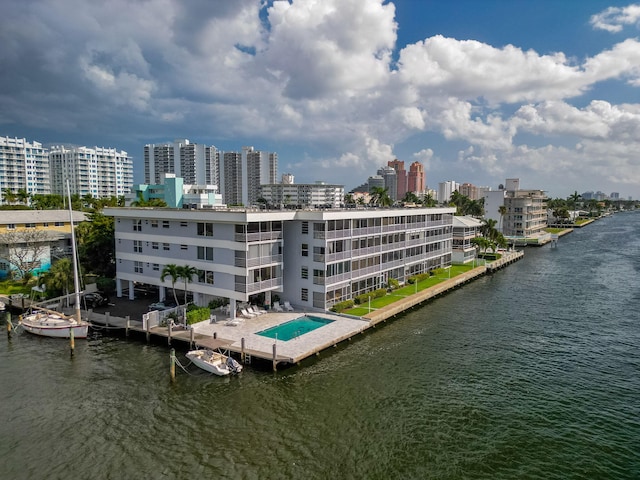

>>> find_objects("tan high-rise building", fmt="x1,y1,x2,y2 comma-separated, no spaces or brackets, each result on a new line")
407,161,425,194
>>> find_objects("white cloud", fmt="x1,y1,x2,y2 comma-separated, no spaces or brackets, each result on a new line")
590,3,640,32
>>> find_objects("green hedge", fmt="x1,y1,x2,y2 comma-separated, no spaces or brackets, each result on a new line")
331,299,355,313
186,306,211,325
408,272,431,284
354,288,387,305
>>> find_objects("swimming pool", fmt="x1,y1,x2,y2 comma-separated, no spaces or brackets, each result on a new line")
256,316,334,341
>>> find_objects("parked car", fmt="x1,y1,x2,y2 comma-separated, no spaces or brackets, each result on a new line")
83,292,110,308
148,301,177,311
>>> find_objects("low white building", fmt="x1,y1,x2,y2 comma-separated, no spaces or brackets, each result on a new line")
452,216,483,265
105,206,455,315
259,179,344,209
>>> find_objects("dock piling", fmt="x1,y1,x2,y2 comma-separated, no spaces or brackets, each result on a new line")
272,343,277,372
170,348,176,381
241,337,246,363
125,316,130,337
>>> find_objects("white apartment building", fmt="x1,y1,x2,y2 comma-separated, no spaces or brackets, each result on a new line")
452,215,483,264
259,178,344,209
503,189,547,237
438,180,459,205
105,206,455,315
219,146,278,206
49,145,133,198
144,139,219,186
0,136,51,202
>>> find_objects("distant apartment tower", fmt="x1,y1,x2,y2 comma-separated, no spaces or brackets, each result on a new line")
388,159,407,200
144,139,219,186
503,189,547,237
219,146,278,206
0,136,50,203
458,183,479,200
377,165,397,201
407,161,425,194
438,180,459,204
49,145,133,198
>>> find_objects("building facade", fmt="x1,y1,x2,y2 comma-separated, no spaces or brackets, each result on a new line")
502,189,547,237
388,159,407,201
144,139,219,187
259,180,344,209
129,174,224,209
105,206,455,314
452,215,483,265
407,161,426,195
377,165,398,202
0,136,51,203
49,145,133,198
0,210,87,278
218,146,278,206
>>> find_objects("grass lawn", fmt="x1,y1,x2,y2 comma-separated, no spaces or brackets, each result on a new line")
545,227,565,234
343,264,475,316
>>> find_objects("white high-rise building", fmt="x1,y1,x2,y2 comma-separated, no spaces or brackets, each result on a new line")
438,180,459,204
144,139,219,187
49,145,133,198
0,136,51,203
219,146,277,206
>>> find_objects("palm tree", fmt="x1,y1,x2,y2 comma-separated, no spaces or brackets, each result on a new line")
421,193,437,207
402,191,420,205
160,264,181,306
568,191,581,211
498,205,507,232
2,188,17,205
177,265,198,305
369,186,392,207
16,188,30,206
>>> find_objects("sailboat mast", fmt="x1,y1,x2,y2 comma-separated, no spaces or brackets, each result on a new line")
67,180,82,323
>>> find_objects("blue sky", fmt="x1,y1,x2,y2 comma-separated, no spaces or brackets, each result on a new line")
1,0,640,199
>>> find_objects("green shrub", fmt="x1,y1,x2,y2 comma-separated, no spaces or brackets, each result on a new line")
387,278,399,290
331,299,355,312
354,288,387,304
186,306,210,325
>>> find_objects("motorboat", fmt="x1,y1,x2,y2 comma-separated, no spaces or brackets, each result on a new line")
20,180,90,339
185,349,243,376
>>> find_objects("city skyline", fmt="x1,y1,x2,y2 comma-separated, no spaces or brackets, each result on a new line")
1,1,640,199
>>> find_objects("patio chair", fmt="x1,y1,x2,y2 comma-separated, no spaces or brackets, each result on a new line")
248,305,266,315
273,301,284,312
283,301,294,312
239,308,256,318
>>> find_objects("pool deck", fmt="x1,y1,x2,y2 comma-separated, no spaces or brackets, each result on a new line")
84,251,524,369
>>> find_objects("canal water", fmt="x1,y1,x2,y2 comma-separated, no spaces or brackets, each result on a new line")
1,212,639,479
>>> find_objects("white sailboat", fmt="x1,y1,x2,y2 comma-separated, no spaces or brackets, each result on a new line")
20,181,90,339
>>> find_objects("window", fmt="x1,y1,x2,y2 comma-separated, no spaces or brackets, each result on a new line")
181,244,188,250
301,222,309,234
163,243,170,251
54,222,63,227
301,267,308,279
7,224,15,230
152,263,159,271
197,246,214,261
43,223,49,227
197,222,214,236
162,220,170,228
152,242,159,250
301,288,308,302
197,269,215,285
133,219,141,231
133,240,143,253
134,261,143,273
180,221,188,227
150,220,158,228
25,223,36,228
0,262,8,270
301,243,308,257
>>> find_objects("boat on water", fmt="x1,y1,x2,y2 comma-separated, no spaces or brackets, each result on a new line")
186,349,243,376
20,310,89,338
19,180,90,339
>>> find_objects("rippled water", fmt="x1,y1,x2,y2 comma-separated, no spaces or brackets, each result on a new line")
2,213,639,479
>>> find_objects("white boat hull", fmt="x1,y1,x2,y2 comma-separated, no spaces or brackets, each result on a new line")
20,313,89,339
186,349,242,376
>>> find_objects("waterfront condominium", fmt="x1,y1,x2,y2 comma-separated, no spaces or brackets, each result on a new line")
104,206,454,316
502,189,548,238
144,139,220,187
219,146,278,207
49,145,133,198
0,136,51,203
